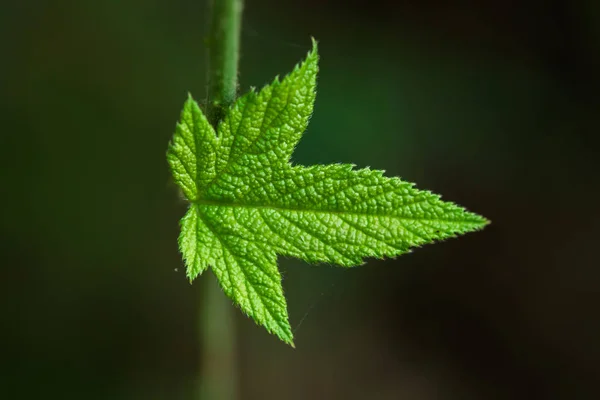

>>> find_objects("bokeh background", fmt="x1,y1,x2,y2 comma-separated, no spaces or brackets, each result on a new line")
2,0,600,399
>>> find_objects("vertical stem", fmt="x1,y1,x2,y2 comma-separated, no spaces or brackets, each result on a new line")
206,0,243,126
199,277,238,400
200,0,243,399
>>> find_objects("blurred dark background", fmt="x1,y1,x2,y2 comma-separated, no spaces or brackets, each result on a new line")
2,0,599,399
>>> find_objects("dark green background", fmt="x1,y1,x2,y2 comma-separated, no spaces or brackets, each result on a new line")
2,0,599,398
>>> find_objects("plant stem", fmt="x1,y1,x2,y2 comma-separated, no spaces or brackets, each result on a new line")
200,0,243,399
206,0,243,126
199,277,238,400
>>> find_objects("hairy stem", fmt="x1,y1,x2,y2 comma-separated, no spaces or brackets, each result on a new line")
200,0,243,399
206,0,243,126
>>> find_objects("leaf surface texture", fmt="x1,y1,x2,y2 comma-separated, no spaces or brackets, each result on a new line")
167,41,488,345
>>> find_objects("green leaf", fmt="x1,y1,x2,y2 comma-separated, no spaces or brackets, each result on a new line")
167,40,489,346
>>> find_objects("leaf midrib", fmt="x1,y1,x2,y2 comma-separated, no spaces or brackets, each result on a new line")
194,197,485,224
